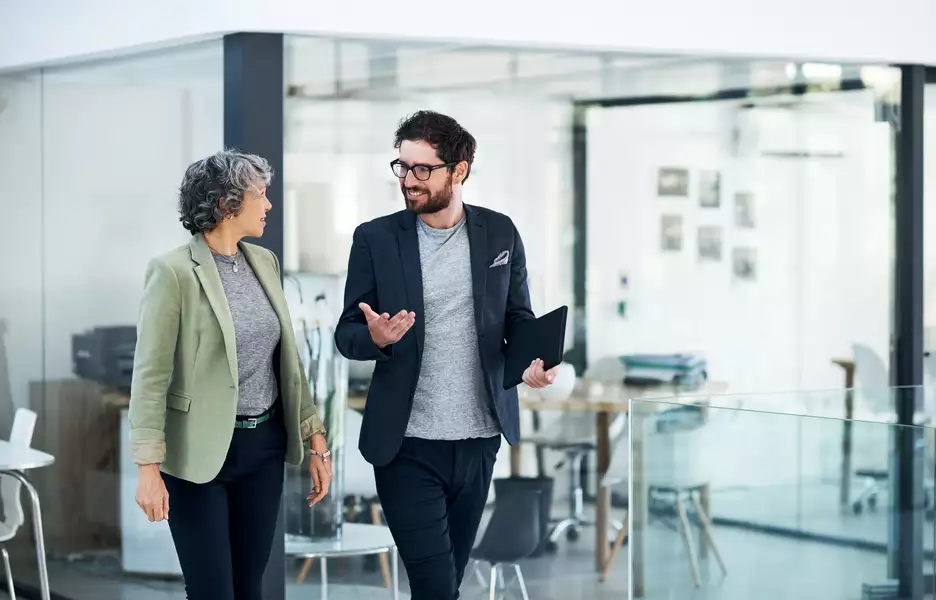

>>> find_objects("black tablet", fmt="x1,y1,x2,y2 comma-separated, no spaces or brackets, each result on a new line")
503,305,569,390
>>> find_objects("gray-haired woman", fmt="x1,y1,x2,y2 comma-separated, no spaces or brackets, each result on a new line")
128,149,331,600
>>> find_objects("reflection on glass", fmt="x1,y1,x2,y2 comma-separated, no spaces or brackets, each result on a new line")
0,41,223,599
627,388,934,599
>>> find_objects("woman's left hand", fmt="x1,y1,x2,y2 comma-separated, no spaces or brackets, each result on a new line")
306,433,332,506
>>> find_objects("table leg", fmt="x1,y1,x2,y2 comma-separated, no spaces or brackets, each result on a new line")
6,471,49,600
631,411,647,598
320,556,328,600
840,383,855,508
510,443,522,477
594,411,611,572
391,547,399,600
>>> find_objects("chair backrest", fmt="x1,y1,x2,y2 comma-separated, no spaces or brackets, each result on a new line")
475,488,542,562
852,343,893,415
0,408,37,541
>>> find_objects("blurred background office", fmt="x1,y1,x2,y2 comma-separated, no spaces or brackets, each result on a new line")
2,1,936,599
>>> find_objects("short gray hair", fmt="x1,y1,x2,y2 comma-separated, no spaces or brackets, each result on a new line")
178,149,274,235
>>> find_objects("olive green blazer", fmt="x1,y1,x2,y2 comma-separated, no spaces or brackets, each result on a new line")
128,233,325,484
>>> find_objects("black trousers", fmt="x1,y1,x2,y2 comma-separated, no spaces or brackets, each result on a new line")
375,436,501,600
163,411,286,600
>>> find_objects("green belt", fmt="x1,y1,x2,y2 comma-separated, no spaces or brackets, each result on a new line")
234,408,276,429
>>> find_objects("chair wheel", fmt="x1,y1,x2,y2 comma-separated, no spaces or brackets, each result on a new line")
853,501,863,515
566,527,580,542
545,541,558,553
868,495,878,511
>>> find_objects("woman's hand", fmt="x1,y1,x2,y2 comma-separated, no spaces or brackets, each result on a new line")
306,433,332,507
136,464,170,522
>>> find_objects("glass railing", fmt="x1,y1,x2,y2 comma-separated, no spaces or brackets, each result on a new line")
625,387,935,600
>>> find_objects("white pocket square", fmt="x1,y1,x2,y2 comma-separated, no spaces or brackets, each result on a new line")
490,250,510,268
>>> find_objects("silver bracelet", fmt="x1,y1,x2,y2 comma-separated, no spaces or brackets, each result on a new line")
310,450,331,461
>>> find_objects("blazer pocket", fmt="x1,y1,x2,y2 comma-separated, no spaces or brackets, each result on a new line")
166,391,192,412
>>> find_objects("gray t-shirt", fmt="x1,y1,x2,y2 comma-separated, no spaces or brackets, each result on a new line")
212,251,281,416
404,216,501,440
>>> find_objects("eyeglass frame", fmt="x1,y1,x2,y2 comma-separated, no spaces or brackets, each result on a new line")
390,159,459,182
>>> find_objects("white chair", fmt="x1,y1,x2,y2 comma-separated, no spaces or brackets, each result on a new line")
0,408,38,599
643,409,728,587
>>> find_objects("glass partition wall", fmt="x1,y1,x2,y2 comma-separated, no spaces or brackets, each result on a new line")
0,32,914,600
0,40,224,598
628,389,935,600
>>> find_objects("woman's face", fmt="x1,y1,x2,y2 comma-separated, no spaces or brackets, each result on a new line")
230,184,271,238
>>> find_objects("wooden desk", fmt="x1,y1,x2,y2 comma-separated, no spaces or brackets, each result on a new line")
514,380,727,597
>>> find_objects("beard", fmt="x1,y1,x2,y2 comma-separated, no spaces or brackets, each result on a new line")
402,176,453,215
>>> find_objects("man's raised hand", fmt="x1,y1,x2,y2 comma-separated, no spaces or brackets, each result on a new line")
360,303,416,349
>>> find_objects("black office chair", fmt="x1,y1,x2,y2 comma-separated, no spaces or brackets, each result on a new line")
470,487,542,600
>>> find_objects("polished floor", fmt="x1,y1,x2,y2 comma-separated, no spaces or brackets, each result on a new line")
3,501,899,600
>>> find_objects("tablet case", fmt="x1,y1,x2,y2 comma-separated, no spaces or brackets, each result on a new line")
502,305,569,390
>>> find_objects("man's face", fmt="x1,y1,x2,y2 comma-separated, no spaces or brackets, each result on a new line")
396,139,454,215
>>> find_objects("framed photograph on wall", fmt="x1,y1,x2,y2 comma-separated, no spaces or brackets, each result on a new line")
733,247,757,281
699,170,721,208
660,214,683,251
657,167,689,197
735,192,755,228
697,226,723,261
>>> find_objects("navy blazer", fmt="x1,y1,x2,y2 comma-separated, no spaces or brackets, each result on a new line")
334,204,535,466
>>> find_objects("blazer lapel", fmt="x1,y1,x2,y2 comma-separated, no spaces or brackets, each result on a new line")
465,205,488,333
398,213,425,356
189,234,238,384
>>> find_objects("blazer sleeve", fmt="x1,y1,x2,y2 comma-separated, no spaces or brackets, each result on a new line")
128,258,181,465
269,250,326,442
505,223,536,342
334,226,393,362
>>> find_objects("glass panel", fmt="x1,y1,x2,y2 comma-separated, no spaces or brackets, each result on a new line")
626,388,934,600
0,41,224,600
585,65,898,394
0,67,44,595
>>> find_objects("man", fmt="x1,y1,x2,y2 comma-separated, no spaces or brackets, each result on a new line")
335,110,556,599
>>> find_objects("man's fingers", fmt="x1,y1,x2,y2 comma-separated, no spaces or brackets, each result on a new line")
359,303,380,322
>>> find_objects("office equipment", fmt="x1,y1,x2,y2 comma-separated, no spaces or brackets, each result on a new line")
621,353,707,389
503,306,568,389
72,326,136,390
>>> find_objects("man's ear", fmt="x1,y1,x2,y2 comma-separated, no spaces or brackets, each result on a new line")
453,161,469,184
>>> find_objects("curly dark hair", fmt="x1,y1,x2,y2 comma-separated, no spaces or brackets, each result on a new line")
178,149,273,235
394,111,476,182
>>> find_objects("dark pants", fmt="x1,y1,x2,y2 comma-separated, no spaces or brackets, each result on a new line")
375,436,501,600
163,410,286,600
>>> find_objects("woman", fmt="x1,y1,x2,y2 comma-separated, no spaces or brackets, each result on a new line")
129,149,331,600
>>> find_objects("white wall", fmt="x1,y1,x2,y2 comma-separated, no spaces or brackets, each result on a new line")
586,93,892,396
4,0,936,72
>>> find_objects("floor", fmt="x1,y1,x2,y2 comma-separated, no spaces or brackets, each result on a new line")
4,499,900,600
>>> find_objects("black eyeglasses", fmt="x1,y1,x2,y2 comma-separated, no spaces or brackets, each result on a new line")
390,160,457,181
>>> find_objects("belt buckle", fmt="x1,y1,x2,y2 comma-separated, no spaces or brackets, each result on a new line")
245,417,258,429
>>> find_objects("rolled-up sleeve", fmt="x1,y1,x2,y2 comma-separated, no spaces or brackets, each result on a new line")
128,258,181,465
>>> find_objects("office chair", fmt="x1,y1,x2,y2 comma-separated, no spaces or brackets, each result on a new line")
523,357,626,550
470,487,542,600
0,408,38,599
